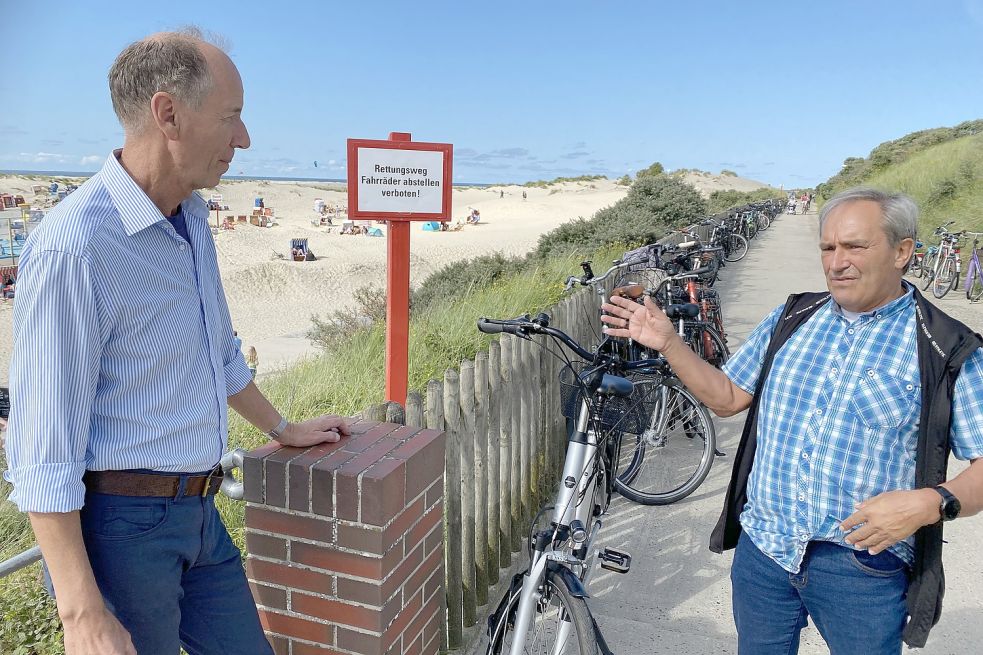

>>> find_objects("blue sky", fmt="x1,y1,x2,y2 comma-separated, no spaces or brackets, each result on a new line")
3,0,983,187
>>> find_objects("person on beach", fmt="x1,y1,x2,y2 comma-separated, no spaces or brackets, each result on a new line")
3,28,350,655
601,187,983,654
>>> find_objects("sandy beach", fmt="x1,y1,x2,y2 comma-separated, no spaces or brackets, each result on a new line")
0,172,767,381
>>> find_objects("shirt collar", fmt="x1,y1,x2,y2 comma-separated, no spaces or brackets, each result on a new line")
99,149,209,236
829,280,914,321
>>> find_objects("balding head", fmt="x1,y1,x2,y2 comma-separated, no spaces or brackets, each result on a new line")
108,27,227,134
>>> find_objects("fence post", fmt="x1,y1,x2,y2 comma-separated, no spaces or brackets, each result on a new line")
385,400,406,425
486,340,502,583
509,335,523,551
364,403,386,422
406,391,424,428
499,336,516,558
458,361,477,628
474,351,490,607
425,379,448,653
530,335,542,505
519,337,532,530
442,369,464,649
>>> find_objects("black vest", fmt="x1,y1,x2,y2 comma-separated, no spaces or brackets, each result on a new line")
709,288,983,648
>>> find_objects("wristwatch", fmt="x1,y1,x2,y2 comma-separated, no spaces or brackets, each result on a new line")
267,415,289,440
933,485,961,522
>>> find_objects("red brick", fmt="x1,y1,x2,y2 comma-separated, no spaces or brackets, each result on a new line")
336,576,389,607
402,600,439,655
291,641,344,655
268,634,289,655
247,558,335,595
404,633,422,655
421,611,441,652
312,449,361,517
335,492,423,555
423,520,443,559
343,438,403,479
393,430,445,501
405,504,441,554
246,531,288,560
259,609,333,645
265,446,307,508
243,442,283,503
292,593,391,633
245,506,334,543
360,458,406,527
403,547,442,608
342,422,398,453
382,589,422,648
292,541,384,580
289,441,347,513
380,540,423,598
250,581,288,610
424,479,442,509
422,565,443,605
337,627,385,655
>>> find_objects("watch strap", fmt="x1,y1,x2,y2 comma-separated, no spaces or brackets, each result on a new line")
267,415,289,440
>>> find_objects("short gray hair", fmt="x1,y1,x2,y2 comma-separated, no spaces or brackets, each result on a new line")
108,27,224,133
818,187,919,246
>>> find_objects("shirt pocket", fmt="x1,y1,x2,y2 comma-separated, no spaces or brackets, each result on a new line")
849,368,920,429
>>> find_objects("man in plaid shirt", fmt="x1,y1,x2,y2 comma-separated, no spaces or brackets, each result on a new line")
601,188,983,654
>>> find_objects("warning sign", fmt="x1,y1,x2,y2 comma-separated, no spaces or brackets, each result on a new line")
347,138,453,221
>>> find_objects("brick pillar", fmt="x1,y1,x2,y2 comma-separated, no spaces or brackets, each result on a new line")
243,420,446,655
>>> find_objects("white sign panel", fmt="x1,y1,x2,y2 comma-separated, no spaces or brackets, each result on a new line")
356,148,446,214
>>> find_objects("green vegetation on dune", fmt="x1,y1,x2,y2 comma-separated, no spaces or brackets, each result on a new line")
819,126,983,237
707,188,787,215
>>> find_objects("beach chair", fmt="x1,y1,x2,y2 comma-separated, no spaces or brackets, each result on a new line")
290,238,309,261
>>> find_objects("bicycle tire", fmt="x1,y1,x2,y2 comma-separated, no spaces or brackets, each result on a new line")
921,253,937,290
615,379,716,505
687,324,729,368
969,266,983,302
487,570,600,655
723,233,749,262
933,258,955,299
910,255,924,278
757,214,771,231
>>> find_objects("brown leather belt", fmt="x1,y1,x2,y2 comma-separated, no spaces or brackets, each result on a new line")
83,467,224,497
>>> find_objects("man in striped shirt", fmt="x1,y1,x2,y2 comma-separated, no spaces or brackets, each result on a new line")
4,29,349,655
601,188,983,654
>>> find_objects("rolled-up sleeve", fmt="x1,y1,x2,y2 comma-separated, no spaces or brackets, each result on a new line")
4,249,103,512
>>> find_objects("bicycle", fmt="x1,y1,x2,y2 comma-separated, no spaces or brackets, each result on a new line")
921,227,963,299
479,311,715,653
962,232,983,302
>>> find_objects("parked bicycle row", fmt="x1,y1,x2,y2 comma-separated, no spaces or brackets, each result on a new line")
907,221,983,302
476,199,783,654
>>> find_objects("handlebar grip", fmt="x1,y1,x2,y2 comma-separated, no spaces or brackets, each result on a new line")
477,318,506,334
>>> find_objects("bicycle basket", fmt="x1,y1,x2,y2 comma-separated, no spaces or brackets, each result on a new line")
558,365,657,435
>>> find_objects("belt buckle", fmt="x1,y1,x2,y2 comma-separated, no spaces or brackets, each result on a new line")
202,465,223,497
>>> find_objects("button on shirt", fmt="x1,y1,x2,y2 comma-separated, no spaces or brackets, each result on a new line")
4,152,253,513
723,284,983,573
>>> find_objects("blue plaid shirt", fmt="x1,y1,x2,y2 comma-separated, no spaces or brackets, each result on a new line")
723,283,983,573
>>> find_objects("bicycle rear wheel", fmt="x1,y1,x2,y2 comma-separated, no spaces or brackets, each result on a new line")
933,258,955,298
757,213,771,231
487,571,600,655
921,253,937,290
723,233,749,262
968,266,983,302
615,379,716,505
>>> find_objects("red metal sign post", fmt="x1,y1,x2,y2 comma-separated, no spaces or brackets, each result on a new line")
347,133,453,406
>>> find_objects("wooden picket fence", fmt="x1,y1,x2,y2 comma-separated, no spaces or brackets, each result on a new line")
362,288,600,650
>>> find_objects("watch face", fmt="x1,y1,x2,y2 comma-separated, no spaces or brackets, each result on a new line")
943,497,962,521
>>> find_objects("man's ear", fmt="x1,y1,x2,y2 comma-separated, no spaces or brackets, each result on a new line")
150,91,180,140
896,237,915,270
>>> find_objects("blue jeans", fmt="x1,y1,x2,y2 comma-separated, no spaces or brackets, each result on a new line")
73,475,273,655
731,532,908,655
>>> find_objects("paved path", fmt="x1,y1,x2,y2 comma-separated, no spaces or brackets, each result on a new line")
589,211,983,654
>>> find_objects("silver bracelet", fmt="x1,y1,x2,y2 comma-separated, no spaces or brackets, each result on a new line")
267,415,289,440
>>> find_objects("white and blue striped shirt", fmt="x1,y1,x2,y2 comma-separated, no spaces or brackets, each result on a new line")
723,284,983,573
3,151,252,513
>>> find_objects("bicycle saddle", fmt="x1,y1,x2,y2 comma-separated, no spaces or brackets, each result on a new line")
598,374,634,398
664,303,700,319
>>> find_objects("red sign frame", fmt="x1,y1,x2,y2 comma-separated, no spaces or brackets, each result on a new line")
346,136,453,222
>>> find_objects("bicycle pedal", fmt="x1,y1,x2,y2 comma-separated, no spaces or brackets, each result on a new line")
599,548,632,574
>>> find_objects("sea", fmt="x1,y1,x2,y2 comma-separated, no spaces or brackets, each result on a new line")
1,169,492,187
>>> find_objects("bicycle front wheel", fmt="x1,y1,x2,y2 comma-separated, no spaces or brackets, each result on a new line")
921,253,937,290
615,379,716,505
757,214,771,231
487,571,600,655
933,258,955,298
969,267,983,302
723,233,749,262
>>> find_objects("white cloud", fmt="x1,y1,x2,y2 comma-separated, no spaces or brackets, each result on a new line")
80,155,102,166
